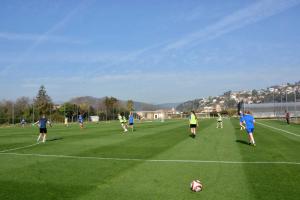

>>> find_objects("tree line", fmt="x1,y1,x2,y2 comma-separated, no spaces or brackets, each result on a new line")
0,85,135,124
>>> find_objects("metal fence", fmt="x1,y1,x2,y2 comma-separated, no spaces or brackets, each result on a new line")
244,102,300,119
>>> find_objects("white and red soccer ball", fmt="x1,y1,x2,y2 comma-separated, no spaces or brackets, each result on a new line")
190,180,203,192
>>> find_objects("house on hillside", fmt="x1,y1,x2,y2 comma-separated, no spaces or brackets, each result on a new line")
137,108,179,120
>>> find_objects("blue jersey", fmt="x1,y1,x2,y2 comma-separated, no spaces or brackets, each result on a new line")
243,114,255,129
39,118,48,128
239,115,244,123
129,115,134,124
78,115,83,123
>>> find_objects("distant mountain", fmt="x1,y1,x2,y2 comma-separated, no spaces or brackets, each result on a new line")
69,96,105,108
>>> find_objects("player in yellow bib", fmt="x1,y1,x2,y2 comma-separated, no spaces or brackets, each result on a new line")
216,113,223,128
118,113,128,133
189,111,198,138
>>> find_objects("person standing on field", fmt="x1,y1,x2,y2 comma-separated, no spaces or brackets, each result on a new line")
216,113,223,128
34,114,52,143
285,110,290,124
189,111,198,138
128,112,134,132
239,111,246,130
78,114,84,129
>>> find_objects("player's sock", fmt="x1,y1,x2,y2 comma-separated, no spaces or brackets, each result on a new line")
37,135,41,142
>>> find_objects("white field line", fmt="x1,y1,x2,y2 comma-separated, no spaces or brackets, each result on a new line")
0,143,39,153
0,152,299,165
256,122,300,137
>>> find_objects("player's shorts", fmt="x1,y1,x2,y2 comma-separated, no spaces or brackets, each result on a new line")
217,120,222,122
190,124,197,128
246,128,254,134
40,128,47,134
129,123,134,125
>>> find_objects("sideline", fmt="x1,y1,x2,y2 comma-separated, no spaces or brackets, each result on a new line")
256,122,300,137
0,152,299,165
0,143,39,153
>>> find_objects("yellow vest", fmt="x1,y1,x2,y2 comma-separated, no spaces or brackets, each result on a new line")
190,114,197,124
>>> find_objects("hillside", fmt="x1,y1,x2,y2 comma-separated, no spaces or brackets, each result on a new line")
176,81,300,112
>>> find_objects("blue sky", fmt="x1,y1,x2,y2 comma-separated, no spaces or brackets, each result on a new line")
1,0,300,103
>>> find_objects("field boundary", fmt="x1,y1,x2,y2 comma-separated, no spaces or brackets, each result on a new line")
256,122,300,137
0,152,299,165
0,143,39,153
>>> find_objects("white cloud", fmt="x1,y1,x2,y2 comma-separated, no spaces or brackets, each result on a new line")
164,0,300,51
0,32,88,44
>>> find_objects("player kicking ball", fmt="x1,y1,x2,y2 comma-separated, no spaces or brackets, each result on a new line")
243,111,256,146
34,114,52,143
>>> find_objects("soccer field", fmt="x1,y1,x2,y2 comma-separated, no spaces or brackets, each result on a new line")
0,119,299,200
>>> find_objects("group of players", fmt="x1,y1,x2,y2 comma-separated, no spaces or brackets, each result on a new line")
188,110,256,146
32,111,135,143
32,110,255,145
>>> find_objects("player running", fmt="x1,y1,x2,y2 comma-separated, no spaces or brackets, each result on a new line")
34,114,52,143
118,113,128,133
239,111,246,130
216,113,223,128
189,111,198,138
78,114,84,129
243,110,256,146
128,112,134,132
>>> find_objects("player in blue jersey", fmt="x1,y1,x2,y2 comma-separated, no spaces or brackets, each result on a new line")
239,111,245,130
243,111,256,146
34,114,52,143
78,114,84,129
128,112,134,132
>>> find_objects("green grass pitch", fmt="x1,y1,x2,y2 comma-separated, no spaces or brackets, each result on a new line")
0,119,299,200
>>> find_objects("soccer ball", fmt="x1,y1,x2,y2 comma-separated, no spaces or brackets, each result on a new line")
190,180,203,192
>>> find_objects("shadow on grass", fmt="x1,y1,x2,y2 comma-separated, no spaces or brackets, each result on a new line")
47,137,63,142
236,139,250,146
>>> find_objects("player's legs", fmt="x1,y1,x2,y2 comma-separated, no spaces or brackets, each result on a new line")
247,128,255,146
42,133,47,143
192,127,196,137
121,123,128,132
37,133,42,142
130,124,134,132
